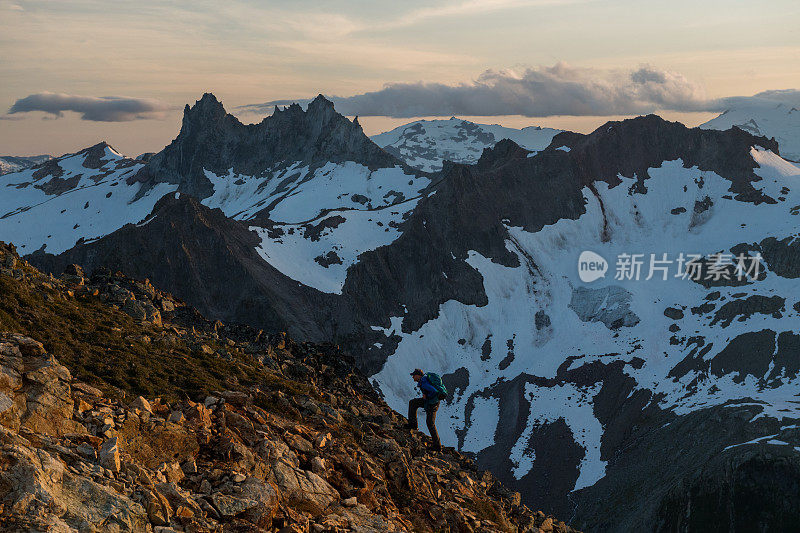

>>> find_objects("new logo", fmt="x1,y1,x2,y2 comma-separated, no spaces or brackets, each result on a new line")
578,251,608,283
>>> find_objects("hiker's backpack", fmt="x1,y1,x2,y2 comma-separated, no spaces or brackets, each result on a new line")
425,372,448,400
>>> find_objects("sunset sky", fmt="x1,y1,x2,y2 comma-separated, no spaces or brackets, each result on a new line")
1,0,798,156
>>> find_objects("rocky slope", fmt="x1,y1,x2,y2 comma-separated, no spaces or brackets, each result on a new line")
371,118,561,172
0,241,576,533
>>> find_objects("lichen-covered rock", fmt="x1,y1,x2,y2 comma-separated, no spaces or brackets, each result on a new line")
0,336,84,437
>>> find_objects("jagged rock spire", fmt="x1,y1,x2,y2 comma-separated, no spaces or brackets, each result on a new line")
130,92,408,198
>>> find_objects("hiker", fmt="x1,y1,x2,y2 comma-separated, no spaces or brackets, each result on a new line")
406,368,446,451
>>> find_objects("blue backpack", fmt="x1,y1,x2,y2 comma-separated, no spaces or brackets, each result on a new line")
426,372,448,400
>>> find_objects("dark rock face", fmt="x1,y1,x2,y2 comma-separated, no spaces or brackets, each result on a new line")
35,174,81,195
549,115,779,202
29,195,337,341
572,404,800,532
758,236,800,278
710,329,777,382
31,158,65,181
710,295,784,327
129,93,405,199
654,452,800,532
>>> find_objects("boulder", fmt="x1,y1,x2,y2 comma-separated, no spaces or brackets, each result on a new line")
10,334,45,357
210,493,258,518
121,299,162,326
100,437,121,473
181,458,197,474
315,432,332,448
64,263,85,278
343,496,358,507
144,488,172,526
285,433,313,454
0,340,84,437
155,482,203,516
160,461,185,484
269,460,340,510
184,403,212,429
130,396,152,414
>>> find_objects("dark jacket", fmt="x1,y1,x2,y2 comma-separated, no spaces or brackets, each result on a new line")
417,375,440,408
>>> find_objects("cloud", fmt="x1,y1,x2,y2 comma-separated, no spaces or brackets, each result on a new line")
382,0,588,30
7,92,173,121
241,63,715,118
0,1,24,11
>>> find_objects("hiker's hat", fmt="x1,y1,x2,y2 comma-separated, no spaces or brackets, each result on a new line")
410,368,424,377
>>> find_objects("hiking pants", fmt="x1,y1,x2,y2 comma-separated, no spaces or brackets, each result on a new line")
408,397,441,450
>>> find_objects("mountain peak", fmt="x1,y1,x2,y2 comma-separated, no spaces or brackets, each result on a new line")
79,141,115,155
182,92,229,129
71,141,125,169
308,93,334,108
194,92,224,111
306,94,337,122
476,138,528,169
130,92,409,197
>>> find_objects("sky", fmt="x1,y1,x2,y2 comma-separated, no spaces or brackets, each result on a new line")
1,0,798,156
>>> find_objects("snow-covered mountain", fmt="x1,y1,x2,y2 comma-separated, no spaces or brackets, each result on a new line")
371,117,561,172
0,143,172,254
702,90,800,161
0,154,52,175
373,136,800,529
132,93,430,295
13,98,800,531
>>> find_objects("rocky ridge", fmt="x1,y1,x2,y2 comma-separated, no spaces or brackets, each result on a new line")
0,241,576,533
130,93,412,200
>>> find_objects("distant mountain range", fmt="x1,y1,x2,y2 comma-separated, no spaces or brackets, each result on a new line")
0,143,171,255
0,154,52,175
701,90,800,162
371,118,561,172
2,94,800,531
